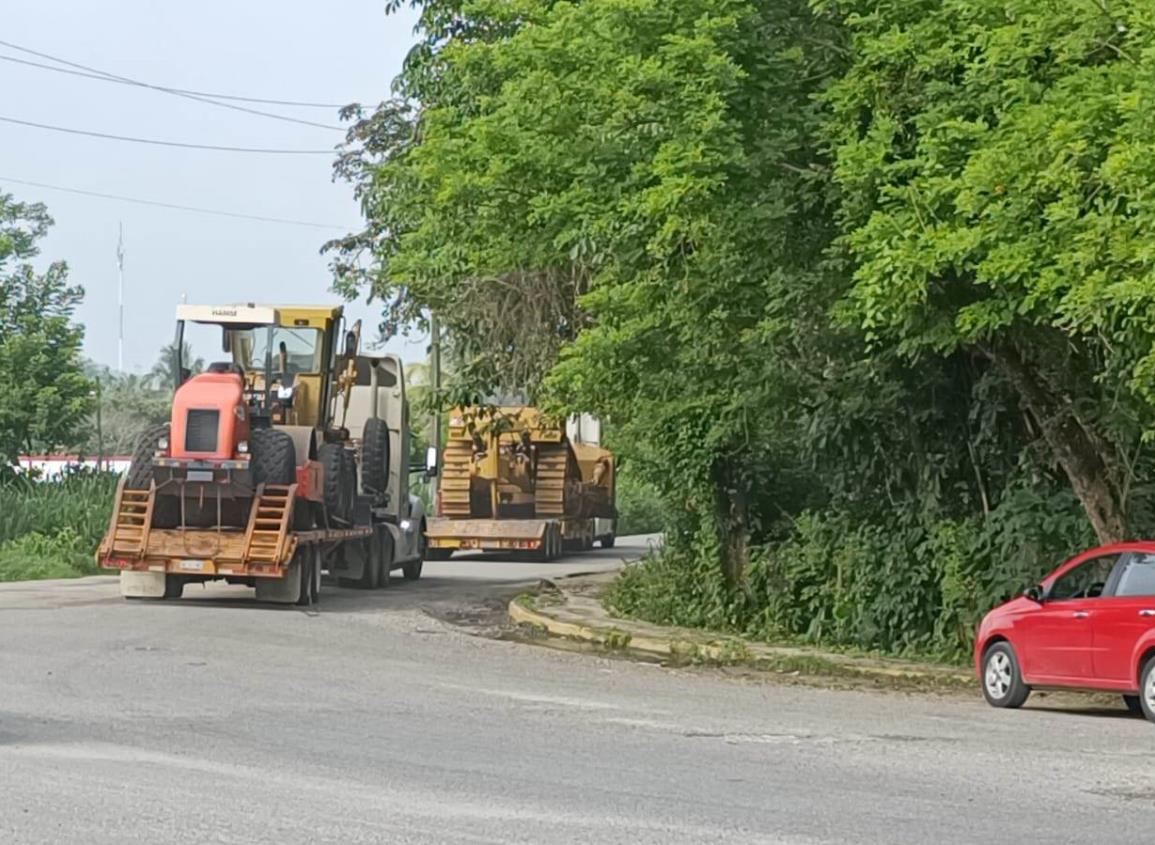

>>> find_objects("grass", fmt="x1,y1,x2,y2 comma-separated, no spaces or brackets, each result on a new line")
0,471,117,581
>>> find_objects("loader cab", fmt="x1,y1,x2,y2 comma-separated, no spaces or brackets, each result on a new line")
174,304,347,431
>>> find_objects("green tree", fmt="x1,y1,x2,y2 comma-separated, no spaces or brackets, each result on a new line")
83,365,171,456
0,193,92,470
821,0,1155,543
335,0,845,581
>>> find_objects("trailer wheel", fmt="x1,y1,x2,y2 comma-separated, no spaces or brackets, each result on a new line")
162,575,184,599
535,524,558,563
361,417,391,500
294,550,320,607
318,443,350,524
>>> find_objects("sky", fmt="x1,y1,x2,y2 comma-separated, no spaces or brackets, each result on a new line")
2,0,426,374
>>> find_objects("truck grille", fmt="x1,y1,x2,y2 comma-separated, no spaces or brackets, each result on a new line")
185,409,220,452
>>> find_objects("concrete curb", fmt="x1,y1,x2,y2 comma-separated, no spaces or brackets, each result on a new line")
508,586,975,689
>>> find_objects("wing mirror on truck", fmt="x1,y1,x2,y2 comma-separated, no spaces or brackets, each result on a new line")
425,446,439,478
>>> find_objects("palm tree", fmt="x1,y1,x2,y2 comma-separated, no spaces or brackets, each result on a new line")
148,341,203,391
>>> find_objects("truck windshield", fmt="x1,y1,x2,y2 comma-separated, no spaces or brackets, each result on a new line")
230,327,323,375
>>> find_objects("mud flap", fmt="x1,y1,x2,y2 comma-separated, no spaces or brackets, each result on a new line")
254,564,303,604
120,571,166,598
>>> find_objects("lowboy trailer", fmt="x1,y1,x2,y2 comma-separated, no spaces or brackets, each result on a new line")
96,302,429,604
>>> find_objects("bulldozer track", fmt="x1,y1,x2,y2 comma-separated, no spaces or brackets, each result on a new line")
440,438,474,519
533,443,568,518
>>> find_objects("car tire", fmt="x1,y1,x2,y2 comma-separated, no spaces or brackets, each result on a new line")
1138,659,1155,724
1123,695,1143,716
981,642,1031,709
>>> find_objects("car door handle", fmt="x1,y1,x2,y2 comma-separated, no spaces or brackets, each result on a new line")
1073,611,1090,619
1140,610,1155,618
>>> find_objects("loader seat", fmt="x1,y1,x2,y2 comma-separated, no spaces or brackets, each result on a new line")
207,361,245,379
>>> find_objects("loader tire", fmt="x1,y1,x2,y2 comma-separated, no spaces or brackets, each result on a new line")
250,428,305,529
125,424,169,490
340,446,359,513
361,417,391,500
250,428,296,487
125,423,178,529
319,443,350,525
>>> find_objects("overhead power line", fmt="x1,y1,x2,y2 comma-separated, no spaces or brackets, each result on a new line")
0,114,336,154
0,40,345,130
0,52,346,107
0,175,350,229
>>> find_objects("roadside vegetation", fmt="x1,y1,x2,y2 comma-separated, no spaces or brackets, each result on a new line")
0,188,209,582
334,0,1155,660
0,472,116,581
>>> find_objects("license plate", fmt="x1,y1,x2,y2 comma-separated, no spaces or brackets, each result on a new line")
187,470,213,483
179,559,206,571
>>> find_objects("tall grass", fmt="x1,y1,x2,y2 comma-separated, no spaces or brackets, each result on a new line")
0,471,118,581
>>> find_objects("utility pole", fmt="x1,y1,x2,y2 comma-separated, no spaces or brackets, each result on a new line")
430,311,442,478
116,223,125,372
94,376,104,472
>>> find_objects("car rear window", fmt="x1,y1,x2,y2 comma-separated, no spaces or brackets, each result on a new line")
1115,554,1155,598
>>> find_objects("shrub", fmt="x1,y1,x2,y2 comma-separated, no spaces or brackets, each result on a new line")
0,470,116,581
608,484,1093,662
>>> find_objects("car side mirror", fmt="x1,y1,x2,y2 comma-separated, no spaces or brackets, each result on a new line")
1024,585,1044,603
425,446,439,477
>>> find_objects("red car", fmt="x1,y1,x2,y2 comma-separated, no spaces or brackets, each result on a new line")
976,542,1155,721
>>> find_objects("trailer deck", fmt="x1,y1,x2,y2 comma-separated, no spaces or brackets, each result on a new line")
97,477,372,579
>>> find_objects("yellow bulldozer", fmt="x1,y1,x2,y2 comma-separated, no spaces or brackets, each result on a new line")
425,406,616,561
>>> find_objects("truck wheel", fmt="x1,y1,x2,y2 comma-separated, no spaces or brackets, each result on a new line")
126,423,179,529
318,443,349,525
403,530,424,580
340,537,378,589
361,417,391,500
376,527,392,589
601,534,616,549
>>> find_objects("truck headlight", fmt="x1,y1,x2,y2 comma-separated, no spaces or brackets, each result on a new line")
157,436,169,451
237,440,249,454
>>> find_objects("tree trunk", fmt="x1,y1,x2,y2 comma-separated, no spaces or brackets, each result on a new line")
982,342,1125,544
714,460,751,585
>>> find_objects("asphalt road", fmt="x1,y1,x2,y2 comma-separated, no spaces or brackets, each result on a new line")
3,535,1155,844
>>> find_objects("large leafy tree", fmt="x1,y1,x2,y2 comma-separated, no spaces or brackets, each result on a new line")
0,193,92,470
334,0,847,579
822,0,1155,542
